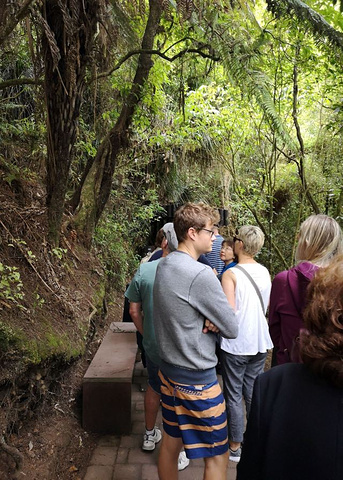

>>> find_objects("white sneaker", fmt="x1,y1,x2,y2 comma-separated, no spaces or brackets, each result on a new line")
142,427,162,451
178,451,190,471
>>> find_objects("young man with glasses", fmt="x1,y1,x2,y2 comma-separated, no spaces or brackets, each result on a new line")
153,202,238,480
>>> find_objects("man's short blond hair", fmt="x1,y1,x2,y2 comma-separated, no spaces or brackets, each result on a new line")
174,202,220,243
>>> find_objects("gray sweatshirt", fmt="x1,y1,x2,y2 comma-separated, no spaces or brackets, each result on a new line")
153,250,238,384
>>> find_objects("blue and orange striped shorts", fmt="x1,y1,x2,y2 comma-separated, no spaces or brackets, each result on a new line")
159,370,229,459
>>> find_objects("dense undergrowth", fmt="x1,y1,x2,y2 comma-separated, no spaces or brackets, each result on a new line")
0,168,109,476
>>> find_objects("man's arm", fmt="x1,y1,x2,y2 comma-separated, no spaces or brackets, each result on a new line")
129,301,144,336
191,269,238,339
203,270,236,334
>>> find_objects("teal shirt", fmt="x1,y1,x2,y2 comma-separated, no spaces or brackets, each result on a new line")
125,259,161,365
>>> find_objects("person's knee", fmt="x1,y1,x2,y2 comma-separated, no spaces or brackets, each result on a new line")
204,451,229,478
158,435,182,480
160,432,183,456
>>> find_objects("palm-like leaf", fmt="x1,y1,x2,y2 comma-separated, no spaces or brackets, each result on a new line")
212,23,296,149
266,0,343,50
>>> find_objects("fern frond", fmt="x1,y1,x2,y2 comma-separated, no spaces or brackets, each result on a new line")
213,33,296,149
266,0,343,51
111,2,142,48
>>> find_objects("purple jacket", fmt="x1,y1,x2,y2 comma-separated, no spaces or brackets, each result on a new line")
269,262,319,365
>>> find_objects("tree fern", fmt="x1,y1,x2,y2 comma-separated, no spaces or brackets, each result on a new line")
266,0,343,51
212,24,296,149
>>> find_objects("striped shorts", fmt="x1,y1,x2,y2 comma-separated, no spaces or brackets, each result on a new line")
159,370,229,459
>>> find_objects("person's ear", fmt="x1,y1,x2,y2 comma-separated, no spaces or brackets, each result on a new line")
188,227,197,241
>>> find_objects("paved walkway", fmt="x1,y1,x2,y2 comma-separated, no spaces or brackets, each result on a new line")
83,361,237,480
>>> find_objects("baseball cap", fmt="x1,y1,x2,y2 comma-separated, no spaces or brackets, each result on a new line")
162,222,178,252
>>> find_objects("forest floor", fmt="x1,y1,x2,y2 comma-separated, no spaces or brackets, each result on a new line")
0,296,125,480
0,168,127,479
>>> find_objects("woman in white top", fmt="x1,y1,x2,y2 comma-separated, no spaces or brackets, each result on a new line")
220,226,273,463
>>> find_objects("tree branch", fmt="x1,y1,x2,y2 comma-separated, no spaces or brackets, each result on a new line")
163,36,195,53
219,152,288,269
234,184,289,269
0,0,36,47
0,78,43,90
95,45,220,80
292,44,320,213
0,434,23,471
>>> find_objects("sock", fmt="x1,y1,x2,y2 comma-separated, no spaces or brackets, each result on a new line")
145,428,155,435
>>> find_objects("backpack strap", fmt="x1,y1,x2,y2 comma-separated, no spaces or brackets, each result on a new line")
234,265,265,314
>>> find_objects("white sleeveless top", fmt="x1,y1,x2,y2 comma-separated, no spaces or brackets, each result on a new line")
221,263,273,355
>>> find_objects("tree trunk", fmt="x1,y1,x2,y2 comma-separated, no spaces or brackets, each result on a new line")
43,0,100,246
292,44,320,214
72,0,164,248
0,0,36,47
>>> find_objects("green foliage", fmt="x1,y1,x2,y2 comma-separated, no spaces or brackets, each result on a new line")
33,290,45,311
20,334,85,365
0,262,24,304
0,321,21,352
2,0,343,285
95,220,137,290
266,0,343,51
51,247,67,260
94,164,165,287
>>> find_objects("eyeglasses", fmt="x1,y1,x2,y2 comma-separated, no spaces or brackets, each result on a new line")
233,236,243,243
200,228,216,237
221,246,233,251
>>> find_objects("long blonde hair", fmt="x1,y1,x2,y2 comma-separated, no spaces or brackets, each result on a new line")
295,214,343,267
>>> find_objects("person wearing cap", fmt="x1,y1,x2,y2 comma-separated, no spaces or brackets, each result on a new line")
125,223,189,471
140,228,164,264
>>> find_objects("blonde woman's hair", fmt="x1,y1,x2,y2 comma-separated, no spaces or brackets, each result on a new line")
237,226,265,257
295,214,343,267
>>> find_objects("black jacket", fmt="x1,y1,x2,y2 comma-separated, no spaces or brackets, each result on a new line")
237,363,343,480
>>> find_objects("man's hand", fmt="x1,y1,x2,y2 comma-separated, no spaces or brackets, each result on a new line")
203,319,220,334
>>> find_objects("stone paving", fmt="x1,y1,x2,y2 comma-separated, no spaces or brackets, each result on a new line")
84,361,237,480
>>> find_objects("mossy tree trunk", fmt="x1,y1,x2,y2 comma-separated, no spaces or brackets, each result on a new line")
71,0,164,249
0,0,36,47
43,0,100,246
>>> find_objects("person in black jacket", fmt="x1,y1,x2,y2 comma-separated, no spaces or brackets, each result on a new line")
237,256,343,480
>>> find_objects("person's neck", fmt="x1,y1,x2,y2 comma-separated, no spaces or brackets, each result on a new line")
238,253,256,264
177,242,201,260
224,260,234,267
